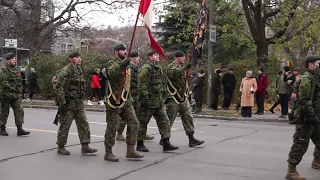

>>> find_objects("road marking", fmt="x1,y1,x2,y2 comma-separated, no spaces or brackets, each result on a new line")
88,121,178,131
6,127,105,138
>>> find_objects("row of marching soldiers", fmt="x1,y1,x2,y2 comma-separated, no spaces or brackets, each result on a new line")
5,42,201,162
57,43,204,161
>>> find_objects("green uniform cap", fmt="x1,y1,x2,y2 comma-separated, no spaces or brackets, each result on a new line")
173,50,185,57
113,43,127,51
305,55,320,67
129,51,139,58
5,53,15,60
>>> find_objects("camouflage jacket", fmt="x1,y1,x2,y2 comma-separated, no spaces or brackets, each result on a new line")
166,61,189,103
0,64,22,99
298,69,320,120
105,58,132,108
55,63,85,111
139,61,167,108
130,63,140,103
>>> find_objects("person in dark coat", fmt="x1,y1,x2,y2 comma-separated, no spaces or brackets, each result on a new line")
222,68,236,110
27,68,38,101
189,72,197,112
211,69,222,110
99,68,107,100
255,67,269,115
193,69,205,113
20,68,27,99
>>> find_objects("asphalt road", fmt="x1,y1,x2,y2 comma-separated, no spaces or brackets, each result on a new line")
0,108,319,180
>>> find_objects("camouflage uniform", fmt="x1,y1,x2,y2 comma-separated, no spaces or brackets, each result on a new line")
136,57,178,152
104,48,143,161
286,55,320,180
0,53,29,136
117,63,141,135
165,57,204,147
55,52,97,155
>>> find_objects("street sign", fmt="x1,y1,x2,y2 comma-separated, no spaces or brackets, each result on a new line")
5,39,17,48
209,25,216,43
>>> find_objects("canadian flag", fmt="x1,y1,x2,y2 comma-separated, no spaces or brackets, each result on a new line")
138,0,165,56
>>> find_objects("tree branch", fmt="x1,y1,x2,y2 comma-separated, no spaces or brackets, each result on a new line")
241,0,258,43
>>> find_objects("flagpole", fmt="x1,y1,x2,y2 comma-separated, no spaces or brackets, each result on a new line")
116,10,141,104
128,11,141,56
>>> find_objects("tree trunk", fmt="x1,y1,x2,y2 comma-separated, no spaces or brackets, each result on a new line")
256,41,269,67
29,0,42,57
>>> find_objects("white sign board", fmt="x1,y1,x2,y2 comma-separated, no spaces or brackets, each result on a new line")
5,39,17,48
209,25,217,43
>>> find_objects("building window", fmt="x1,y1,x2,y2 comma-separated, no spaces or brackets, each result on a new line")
61,44,66,49
67,44,73,50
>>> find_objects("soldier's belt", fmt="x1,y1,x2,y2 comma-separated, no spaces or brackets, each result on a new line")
106,69,131,109
167,78,188,104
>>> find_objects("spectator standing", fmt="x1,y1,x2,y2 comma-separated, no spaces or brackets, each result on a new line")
222,68,236,110
240,71,257,117
269,71,283,113
20,68,26,99
211,69,222,110
27,68,38,101
277,66,292,118
193,69,205,113
99,68,107,100
88,68,103,106
255,67,269,115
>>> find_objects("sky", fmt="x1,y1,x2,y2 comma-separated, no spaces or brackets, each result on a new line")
53,0,168,29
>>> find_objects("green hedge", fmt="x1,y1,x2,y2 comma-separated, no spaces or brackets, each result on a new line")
29,52,110,99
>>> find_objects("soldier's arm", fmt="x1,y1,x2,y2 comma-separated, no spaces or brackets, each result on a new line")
55,68,69,105
106,61,122,82
167,64,186,79
138,65,149,99
299,75,315,118
0,72,15,91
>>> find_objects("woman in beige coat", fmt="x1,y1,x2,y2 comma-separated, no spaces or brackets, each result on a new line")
240,71,257,117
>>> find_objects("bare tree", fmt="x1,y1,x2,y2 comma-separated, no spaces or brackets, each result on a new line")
0,0,138,55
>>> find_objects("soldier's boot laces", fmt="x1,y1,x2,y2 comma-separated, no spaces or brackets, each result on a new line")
162,138,179,152
81,143,98,154
312,158,320,169
0,125,9,136
104,147,119,162
188,135,205,147
286,163,306,180
116,133,126,141
136,140,149,152
144,134,155,141
57,146,70,155
16,125,30,136
126,145,144,159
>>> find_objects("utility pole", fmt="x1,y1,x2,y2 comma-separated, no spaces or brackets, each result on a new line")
207,0,215,107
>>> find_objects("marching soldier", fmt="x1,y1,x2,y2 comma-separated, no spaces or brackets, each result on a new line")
0,53,30,136
116,51,155,141
286,55,320,180
165,50,204,147
104,43,143,162
136,49,179,152
55,52,97,155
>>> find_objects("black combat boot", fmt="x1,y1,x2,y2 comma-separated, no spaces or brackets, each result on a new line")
16,125,30,136
0,125,9,136
162,138,179,152
188,134,205,147
136,140,149,152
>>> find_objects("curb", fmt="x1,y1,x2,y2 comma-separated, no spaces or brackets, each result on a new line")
23,105,289,123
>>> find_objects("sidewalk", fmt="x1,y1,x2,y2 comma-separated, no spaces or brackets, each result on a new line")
22,99,289,123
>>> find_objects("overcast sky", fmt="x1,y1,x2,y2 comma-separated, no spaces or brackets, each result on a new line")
53,0,168,29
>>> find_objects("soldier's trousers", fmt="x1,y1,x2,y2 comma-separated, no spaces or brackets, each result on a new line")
165,99,195,136
0,98,24,126
117,101,140,134
137,106,171,141
287,124,320,165
56,109,91,146
104,104,139,148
